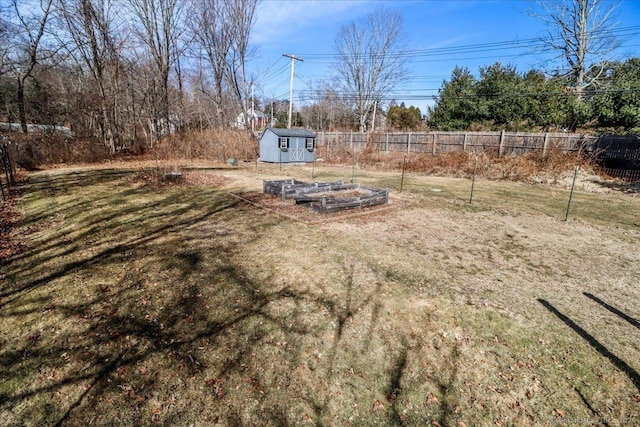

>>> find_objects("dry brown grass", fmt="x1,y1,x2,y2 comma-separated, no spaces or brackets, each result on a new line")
324,147,597,185
2,129,258,169
153,129,258,163
2,163,640,426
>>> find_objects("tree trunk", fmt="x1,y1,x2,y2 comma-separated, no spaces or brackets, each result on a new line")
575,0,588,99
17,77,28,133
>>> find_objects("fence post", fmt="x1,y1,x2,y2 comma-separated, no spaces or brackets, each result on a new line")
350,131,353,150
351,150,356,183
565,166,579,221
5,142,15,185
543,133,549,156
385,132,389,152
432,132,436,155
462,132,467,152
400,154,407,192
499,129,505,157
407,132,411,154
0,144,6,201
469,155,478,204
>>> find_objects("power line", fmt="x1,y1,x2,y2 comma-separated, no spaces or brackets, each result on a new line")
290,87,640,103
297,26,640,62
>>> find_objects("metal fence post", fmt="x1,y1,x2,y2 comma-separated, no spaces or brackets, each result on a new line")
469,155,478,204
565,166,579,221
400,154,407,192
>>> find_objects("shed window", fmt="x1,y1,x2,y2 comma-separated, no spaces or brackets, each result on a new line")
305,138,315,151
279,137,289,149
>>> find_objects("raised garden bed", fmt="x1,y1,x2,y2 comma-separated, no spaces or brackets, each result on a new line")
263,179,389,213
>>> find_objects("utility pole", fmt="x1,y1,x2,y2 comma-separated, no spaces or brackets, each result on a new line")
250,82,255,132
371,100,377,132
283,53,303,128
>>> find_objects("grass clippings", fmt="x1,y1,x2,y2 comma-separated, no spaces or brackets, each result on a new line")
2,164,640,426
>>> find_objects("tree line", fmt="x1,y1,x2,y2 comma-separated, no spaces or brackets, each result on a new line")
428,58,640,133
0,0,259,154
0,0,636,157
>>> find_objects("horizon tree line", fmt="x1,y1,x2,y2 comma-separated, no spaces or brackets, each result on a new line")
0,0,636,155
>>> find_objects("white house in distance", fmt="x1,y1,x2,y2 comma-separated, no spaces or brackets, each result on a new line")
259,127,316,163
233,110,267,130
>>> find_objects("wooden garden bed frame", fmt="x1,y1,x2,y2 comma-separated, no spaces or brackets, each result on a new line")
263,179,389,213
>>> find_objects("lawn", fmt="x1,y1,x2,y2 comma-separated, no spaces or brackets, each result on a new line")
1,162,639,426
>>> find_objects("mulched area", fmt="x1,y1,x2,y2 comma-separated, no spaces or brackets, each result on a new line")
0,192,27,264
230,191,406,224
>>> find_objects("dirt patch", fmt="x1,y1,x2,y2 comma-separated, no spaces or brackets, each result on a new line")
121,169,232,188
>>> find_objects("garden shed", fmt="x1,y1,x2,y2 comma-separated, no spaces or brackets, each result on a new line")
259,127,316,163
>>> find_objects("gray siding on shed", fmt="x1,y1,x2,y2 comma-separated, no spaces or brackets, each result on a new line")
259,128,316,163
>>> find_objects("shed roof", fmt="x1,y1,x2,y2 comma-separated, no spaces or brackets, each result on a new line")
262,127,316,138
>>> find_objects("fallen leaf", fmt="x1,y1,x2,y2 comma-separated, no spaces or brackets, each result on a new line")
371,399,385,413
554,408,566,418
424,391,440,406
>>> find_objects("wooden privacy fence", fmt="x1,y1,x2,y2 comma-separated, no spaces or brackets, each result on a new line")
316,131,602,157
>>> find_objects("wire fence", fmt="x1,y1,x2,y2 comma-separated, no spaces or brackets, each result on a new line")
601,168,640,183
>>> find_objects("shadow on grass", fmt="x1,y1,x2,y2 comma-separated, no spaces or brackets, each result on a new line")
583,292,640,330
385,343,407,426
538,298,640,392
1,168,401,426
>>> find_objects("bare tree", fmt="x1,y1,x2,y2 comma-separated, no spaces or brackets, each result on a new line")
302,81,353,131
189,0,258,130
129,0,185,140
531,0,621,95
5,0,55,133
58,0,124,153
191,0,233,126
334,7,408,132
0,8,10,75
226,0,259,129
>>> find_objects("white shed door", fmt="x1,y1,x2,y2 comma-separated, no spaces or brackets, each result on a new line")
290,144,304,161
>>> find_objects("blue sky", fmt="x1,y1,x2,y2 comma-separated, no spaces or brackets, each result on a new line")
249,0,640,113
